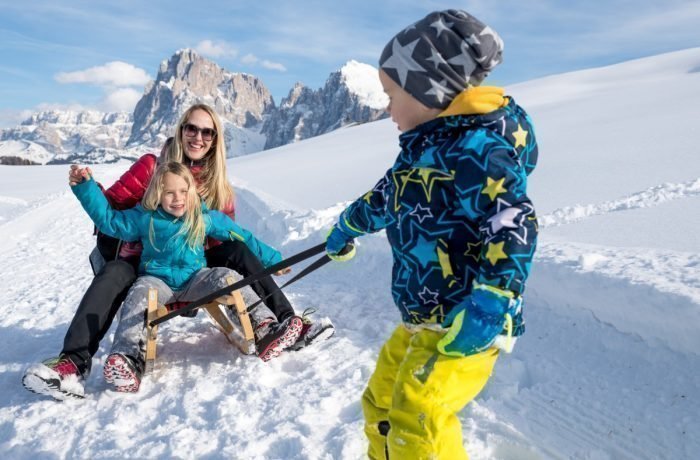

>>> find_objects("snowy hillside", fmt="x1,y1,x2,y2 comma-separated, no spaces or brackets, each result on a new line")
1,48,699,459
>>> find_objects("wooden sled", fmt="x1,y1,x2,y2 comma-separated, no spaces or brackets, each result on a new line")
144,275,256,373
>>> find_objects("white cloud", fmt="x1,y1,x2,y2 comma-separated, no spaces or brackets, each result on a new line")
101,88,142,112
240,53,286,72
195,40,238,58
241,53,259,64
54,61,150,87
261,60,287,72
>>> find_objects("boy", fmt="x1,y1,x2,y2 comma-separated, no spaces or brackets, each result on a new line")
326,10,539,459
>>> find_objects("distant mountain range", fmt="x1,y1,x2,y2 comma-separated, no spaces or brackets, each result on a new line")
0,49,387,165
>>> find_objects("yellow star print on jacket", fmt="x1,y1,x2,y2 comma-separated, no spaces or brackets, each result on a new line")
337,95,538,333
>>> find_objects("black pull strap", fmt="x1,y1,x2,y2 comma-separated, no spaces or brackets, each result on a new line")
246,254,332,312
150,242,326,327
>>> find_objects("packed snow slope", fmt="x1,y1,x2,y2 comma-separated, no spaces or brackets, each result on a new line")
1,48,699,459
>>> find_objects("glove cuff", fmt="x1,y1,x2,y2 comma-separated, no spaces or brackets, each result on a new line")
471,282,521,317
328,243,356,261
337,211,365,238
472,282,514,299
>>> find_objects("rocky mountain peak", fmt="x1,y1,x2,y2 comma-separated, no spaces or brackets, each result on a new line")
260,61,388,150
281,82,312,108
0,109,135,165
127,49,274,150
339,60,388,110
21,110,131,127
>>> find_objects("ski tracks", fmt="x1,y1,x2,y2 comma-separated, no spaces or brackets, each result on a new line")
0,191,94,331
2,186,699,459
248,203,700,458
539,177,700,228
483,258,700,459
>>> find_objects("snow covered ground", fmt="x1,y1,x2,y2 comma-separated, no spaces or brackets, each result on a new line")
1,48,699,459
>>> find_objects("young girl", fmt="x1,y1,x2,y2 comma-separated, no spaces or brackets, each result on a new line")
69,162,303,393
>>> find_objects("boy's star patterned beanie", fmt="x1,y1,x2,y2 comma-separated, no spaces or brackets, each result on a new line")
379,9,504,109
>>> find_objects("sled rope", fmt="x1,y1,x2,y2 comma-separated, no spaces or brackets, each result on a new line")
245,252,332,313
149,242,340,327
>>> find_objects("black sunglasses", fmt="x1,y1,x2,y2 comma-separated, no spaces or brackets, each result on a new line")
182,123,217,141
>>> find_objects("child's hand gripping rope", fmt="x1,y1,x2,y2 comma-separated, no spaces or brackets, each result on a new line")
325,217,363,261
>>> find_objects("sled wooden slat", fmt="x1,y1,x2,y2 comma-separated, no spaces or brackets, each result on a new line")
144,276,256,374
231,289,255,341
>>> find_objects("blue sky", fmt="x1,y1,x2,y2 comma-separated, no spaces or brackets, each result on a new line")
1,0,698,127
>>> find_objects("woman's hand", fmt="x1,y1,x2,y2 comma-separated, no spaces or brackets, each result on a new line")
69,165,92,186
274,267,292,276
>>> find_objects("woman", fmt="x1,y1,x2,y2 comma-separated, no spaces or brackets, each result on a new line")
23,104,334,400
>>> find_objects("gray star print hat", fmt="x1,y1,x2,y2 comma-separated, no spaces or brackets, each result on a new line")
379,10,504,109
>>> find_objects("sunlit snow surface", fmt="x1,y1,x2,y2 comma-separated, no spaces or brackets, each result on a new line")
1,49,699,459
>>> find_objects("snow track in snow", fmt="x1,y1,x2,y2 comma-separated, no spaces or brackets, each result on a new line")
539,177,700,228
1,179,699,459
0,192,93,330
486,273,700,459
3,45,700,456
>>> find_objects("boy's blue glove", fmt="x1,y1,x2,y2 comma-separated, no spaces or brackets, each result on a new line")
326,215,364,262
437,283,521,357
326,226,356,261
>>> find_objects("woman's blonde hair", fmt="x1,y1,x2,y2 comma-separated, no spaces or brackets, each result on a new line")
142,162,206,250
165,103,234,212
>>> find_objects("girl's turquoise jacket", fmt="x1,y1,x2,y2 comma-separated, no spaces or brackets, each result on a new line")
72,178,281,290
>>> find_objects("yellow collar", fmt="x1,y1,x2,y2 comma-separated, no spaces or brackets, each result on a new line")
438,86,507,117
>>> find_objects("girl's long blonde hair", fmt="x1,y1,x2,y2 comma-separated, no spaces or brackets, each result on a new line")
142,162,206,250
164,103,234,212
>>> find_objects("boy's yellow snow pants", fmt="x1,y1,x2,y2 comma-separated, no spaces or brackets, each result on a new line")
362,324,499,460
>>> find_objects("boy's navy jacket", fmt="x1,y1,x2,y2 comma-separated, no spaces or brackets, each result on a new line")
73,178,281,290
340,97,538,326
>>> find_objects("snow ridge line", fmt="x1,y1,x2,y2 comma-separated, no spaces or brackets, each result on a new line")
0,190,68,225
539,177,700,227
0,195,28,206
0,191,91,259
535,240,700,305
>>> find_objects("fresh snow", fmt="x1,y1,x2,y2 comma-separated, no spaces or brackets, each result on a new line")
1,48,699,459
339,60,389,110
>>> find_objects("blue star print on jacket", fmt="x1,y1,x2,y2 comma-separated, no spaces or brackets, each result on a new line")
339,97,538,327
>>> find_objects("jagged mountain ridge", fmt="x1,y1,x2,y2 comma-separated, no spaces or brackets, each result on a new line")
0,111,137,165
0,51,387,164
127,49,274,153
261,60,387,150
